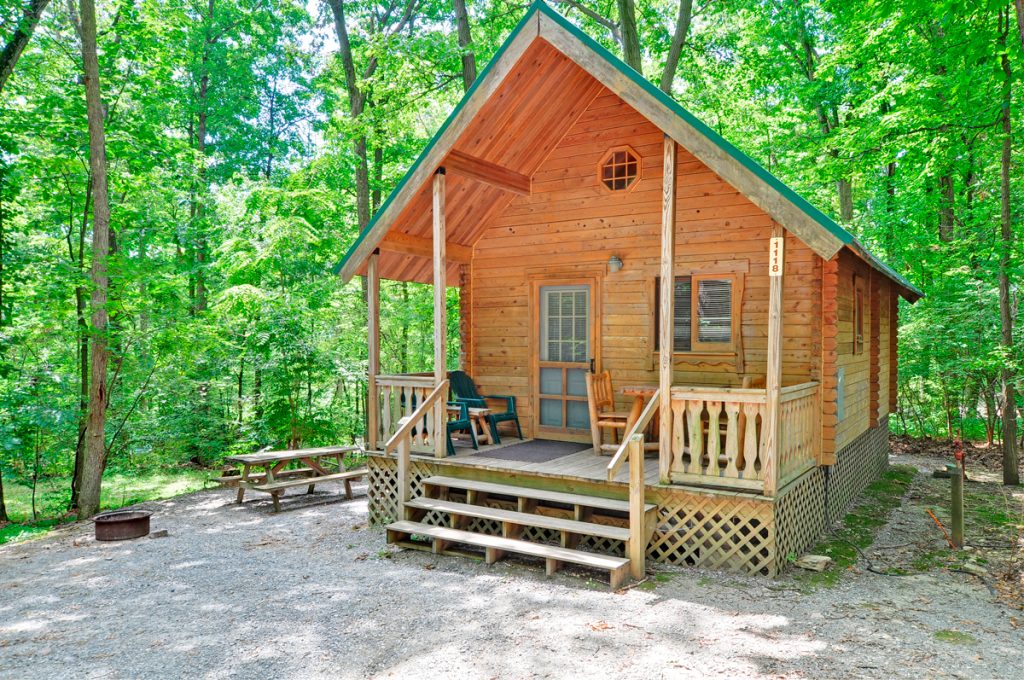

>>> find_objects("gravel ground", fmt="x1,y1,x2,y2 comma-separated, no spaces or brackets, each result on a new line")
1,455,1021,680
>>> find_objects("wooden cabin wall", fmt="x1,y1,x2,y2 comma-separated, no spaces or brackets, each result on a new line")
830,250,899,452
468,91,819,437
876,277,892,425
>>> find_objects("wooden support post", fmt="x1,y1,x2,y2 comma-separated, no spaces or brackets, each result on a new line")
433,169,448,459
628,433,646,580
459,264,472,373
367,251,380,450
396,421,412,520
763,223,785,496
658,135,677,484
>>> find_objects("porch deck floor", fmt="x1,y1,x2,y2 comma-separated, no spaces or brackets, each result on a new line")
414,439,661,486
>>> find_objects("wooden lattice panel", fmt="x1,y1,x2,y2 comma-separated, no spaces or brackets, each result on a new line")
367,455,439,525
646,488,775,575
773,467,827,573
825,417,890,522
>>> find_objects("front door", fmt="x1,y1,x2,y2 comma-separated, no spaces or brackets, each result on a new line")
535,283,594,438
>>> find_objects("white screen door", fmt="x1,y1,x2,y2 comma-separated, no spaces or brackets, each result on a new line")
537,284,591,433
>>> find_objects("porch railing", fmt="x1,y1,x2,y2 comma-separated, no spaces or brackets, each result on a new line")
777,382,820,487
385,380,450,518
664,382,820,495
374,373,439,454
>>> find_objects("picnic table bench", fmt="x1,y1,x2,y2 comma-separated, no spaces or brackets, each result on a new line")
219,445,367,512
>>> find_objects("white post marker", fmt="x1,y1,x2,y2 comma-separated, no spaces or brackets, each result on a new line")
769,236,784,277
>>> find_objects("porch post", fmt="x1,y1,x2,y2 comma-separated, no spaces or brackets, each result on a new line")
763,223,785,495
658,135,677,484
433,169,448,459
367,250,380,450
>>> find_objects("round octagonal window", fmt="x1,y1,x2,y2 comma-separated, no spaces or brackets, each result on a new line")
599,146,640,191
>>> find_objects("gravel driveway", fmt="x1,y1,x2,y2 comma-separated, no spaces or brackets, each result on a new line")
1,455,1020,679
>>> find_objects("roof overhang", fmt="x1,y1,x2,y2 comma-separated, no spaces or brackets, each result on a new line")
334,1,922,302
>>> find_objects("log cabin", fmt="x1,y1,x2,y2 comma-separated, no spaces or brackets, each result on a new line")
334,1,922,585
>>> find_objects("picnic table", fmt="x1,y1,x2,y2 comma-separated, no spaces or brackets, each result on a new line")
219,445,367,512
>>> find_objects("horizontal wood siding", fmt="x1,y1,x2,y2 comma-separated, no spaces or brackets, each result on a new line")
470,92,819,437
834,250,873,450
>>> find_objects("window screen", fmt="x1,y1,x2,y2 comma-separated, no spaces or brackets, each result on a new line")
540,286,589,362
697,279,732,343
655,276,734,351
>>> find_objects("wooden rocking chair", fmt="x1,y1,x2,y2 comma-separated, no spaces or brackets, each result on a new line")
585,370,631,455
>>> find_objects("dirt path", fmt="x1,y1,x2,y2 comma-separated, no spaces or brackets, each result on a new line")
0,455,1020,679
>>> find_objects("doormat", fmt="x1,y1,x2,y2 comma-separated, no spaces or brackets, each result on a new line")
470,439,590,463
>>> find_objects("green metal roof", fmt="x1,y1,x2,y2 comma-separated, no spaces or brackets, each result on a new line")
334,0,923,301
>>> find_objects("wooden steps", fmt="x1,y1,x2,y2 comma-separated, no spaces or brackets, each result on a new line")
405,497,630,541
387,520,631,589
386,474,658,588
421,475,655,514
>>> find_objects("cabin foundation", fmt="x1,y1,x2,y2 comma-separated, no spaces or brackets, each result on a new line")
367,415,889,577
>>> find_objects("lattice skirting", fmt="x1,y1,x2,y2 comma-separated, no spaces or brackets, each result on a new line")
825,415,890,523
367,420,890,577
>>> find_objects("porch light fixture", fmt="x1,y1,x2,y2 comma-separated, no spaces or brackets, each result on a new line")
608,254,623,273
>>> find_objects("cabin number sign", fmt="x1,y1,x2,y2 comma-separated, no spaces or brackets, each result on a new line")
769,236,784,277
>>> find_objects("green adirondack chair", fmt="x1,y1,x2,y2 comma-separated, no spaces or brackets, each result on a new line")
448,370,523,443
446,400,479,456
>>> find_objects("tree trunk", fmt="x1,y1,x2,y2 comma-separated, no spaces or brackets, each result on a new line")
237,355,244,424
254,365,263,420
76,0,111,519
659,0,693,94
0,0,51,94
1015,0,1024,51
617,0,642,73
998,15,1020,486
327,0,372,232
191,0,214,315
836,177,853,222
938,173,955,242
452,0,476,92
0,168,8,522
0,464,7,523
70,186,90,510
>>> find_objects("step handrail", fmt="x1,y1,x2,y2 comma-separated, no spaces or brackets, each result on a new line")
384,379,449,453
607,387,660,481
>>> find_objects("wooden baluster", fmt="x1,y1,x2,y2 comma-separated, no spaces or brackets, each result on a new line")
778,400,788,477
382,386,392,443
724,401,740,478
742,402,759,479
421,389,432,446
757,403,768,481
686,400,704,474
671,399,686,473
706,400,722,476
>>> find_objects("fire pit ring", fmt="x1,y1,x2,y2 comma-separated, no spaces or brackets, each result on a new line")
94,510,152,541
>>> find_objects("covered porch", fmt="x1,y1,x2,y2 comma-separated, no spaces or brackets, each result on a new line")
367,373,821,498
360,135,821,501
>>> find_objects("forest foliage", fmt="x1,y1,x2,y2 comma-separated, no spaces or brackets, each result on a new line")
1,0,1022,519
